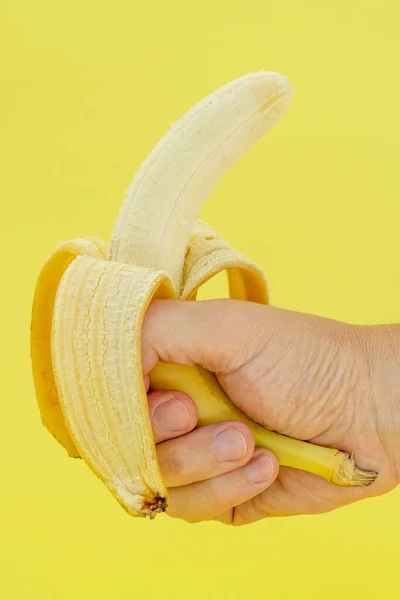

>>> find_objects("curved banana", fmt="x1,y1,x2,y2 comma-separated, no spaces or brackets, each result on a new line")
31,71,377,519
109,71,292,294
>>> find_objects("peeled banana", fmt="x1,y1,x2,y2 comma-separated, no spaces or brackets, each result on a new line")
31,71,377,519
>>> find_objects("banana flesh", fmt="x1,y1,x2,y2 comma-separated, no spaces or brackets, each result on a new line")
31,71,377,519
109,71,292,294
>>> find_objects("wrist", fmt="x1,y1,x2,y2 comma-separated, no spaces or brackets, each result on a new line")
361,324,400,485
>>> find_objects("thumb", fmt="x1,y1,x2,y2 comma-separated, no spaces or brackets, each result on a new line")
142,298,352,439
142,298,284,376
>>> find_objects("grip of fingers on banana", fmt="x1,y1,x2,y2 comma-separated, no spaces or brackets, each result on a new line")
30,72,377,519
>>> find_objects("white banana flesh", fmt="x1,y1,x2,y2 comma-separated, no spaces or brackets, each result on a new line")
109,72,292,294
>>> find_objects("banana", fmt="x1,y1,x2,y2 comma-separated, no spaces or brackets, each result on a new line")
150,363,372,488
109,71,292,294
31,71,377,519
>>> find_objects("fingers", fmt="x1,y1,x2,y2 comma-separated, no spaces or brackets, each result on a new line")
156,420,255,487
166,449,279,523
142,299,269,375
147,390,198,443
225,466,371,526
147,389,280,524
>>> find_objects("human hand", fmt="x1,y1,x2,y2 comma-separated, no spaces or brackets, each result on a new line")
142,299,400,525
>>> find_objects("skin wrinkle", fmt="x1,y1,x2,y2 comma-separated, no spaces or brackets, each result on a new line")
237,468,346,525
142,300,400,524
226,325,399,527
222,346,279,401
220,313,298,432
225,316,353,438
283,326,327,431
350,326,380,446
355,341,385,470
368,327,400,487
295,328,353,440
168,432,212,485
200,301,259,374
331,327,365,442
228,310,283,375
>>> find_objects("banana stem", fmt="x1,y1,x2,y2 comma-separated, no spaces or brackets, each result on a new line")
249,421,374,486
150,362,377,487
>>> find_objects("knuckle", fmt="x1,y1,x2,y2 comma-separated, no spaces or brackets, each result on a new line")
232,497,265,526
203,478,222,508
212,509,234,526
169,443,192,480
231,506,246,527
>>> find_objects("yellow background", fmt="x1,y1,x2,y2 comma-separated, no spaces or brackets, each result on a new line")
1,1,400,599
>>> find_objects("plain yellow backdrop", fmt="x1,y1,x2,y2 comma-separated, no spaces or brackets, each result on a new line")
1,1,400,599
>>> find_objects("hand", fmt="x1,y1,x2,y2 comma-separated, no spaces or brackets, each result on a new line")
142,299,400,525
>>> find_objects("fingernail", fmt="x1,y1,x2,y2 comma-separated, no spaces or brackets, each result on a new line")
213,428,247,462
244,451,275,484
153,397,190,432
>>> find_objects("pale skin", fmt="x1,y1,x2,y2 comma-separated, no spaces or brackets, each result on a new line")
141,299,400,525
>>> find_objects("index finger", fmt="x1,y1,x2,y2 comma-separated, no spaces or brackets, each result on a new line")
148,389,198,444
